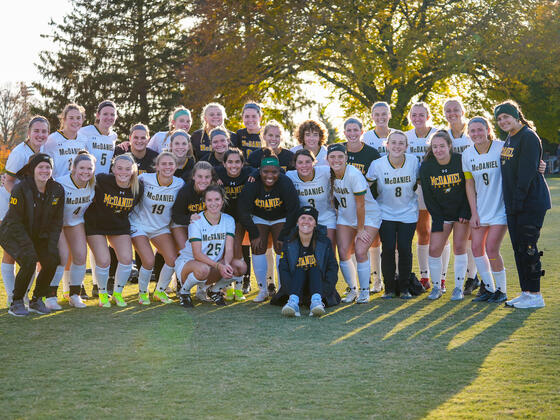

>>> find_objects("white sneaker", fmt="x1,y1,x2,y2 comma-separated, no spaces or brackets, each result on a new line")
195,286,211,302
44,297,62,311
505,292,529,307
253,288,269,303
513,293,545,309
341,288,357,303
69,294,87,308
356,289,370,304
371,278,384,294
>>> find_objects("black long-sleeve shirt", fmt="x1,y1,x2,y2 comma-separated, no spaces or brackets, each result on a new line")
191,129,238,161
500,125,551,215
215,166,256,217
247,148,295,172
420,153,470,232
171,180,206,226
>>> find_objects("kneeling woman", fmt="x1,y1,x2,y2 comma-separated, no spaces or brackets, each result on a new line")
1,154,65,316
176,185,246,307
272,206,340,317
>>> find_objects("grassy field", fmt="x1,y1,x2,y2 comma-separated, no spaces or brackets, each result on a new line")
0,180,559,419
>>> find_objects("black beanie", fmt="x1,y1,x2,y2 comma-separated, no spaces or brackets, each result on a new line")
296,205,319,223
16,153,53,178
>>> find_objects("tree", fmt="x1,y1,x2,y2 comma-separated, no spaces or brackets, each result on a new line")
34,0,191,136
0,83,33,148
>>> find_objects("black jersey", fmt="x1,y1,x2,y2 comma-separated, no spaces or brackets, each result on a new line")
200,151,224,168
113,145,158,174
247,148,295,172
84,173,143,236
174,157,195,183
346,142,381,176
215,165,256,217
171,180,206,226
191,129,237,161
236,128,262,159
237,173,299,241
419,153,470,232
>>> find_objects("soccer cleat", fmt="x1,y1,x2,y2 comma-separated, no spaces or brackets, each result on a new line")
111,292,127,307
505,292,529,307
80,285,90,300
138,293,150,305
91,284,99,298
242,277,251,294
281,300,300,317
29,298,52,315
475,281,487,298
195,287,211,302
428,286,442,300
463,276,480,295
8,300,29,317
381,292,395,299
472,290,494,302
310,300,325,317
225,288,235,302
44,297,62,311
420,278,431,291
441,279,447,293
356,289,370,304
69,294,87,308
153,290,172,304
253,288,269,303
488,290,507,303
341,288,358,303
234,289,246,302
207,290,227,306
450,287,464,301
513,294,545,309
371,278,384,294
179,293,193,308
267,283,277,297
400,291,413,300
98,293,111,308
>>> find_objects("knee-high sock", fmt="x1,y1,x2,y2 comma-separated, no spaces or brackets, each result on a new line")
62,270,70,293
441,243,451,280
114,263,132,294
474,255,495,292
69,263,86,296
357,260,371,290
252,254,268,290
418,244,430,278
340,259,357,290
466,241,478,278
95,265,110,294
428,256,442,288
233,275,243,291
2,262,16,304
180,272,205,295
138,267,153,294
266,248,275,284
493,269,507,293
210,277,233,292
453,253,468,290
50,265,65,287
155,264,174,292
369,247,381,282
88,249,98,286
351,254,357,271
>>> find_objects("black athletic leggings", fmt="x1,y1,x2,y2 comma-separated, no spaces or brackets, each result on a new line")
379,220,417,294
13,239,58,301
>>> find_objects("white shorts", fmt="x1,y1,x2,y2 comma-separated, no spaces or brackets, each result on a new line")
130,223,170,239
319,214,337,230
416,185,427,211
174,254,190,282
0,188,10,220
252,215,285,226
64,217,85,227
479,215,508,226
337,212,382,230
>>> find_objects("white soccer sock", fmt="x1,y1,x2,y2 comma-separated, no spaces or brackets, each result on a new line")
88,249,98,286
113,263,132,294
138,267,153,294
1,262,15,303
234,275,243,291
180,272,204,295
340,259,357,290
357,260,371,290
428,256,442,288
62,270,70,293
210,277,233,292
252,253,268,290
474,255,495,292
266,248,275,284
70,263,86,287
418,244,430,279
50,265,65,287
155,263,175,292
351,254,358,271
453,253,468,290
493,269,507,293
369,247,381,282
95,265,110,294
466,242,478,278
441,243,451,280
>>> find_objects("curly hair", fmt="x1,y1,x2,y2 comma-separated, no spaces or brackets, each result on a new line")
295,120,328,147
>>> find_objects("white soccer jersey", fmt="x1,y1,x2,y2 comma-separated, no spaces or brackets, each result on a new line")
449,128,473,154
129,173,184,232
333,164,381,227
290,144,329,166
57,174,95,227
286,165,337,228
147,131,178,154
43,131,88,179
363,128,394,156
366,154,419,223
79,125,117,175
406,127,439,162
462,140,507,225
179,212,235,263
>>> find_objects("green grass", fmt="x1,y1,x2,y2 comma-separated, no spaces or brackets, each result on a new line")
1,181,559,419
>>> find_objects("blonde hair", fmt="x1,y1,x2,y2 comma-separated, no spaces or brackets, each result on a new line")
263,120,284,139
201,103,226,133
169,129,194,158
155,151,178,167
58,103,85,130
408,102,432,119
111,153,140,197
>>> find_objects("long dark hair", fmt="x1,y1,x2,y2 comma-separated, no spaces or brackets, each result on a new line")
423,130,452,162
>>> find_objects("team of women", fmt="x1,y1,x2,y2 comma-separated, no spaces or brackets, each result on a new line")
0,97,551,317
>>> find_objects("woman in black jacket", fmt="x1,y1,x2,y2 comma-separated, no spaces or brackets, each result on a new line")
271,206,340,317
0,153,64,316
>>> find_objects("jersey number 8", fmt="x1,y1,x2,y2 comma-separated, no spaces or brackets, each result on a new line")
395,187,402,197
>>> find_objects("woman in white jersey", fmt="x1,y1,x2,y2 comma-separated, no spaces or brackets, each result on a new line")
130,152,184,305
47,151,96,310
462,117,509,303
80,100,118,175
147,107,192,153
176,185,246,307
291,120,329,166
363,101,395,156
43,103,87,179
367,131,419,299
405,102,440,290
327,143,381,304
0,116,50,305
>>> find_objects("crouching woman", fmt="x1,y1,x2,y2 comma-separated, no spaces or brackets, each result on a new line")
271,206,340,317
